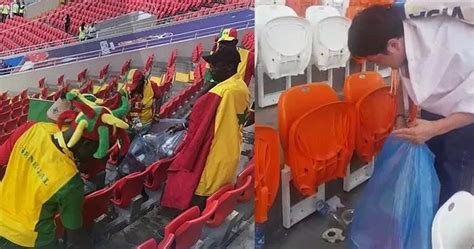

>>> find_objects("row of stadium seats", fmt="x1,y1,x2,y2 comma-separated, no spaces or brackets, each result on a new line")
0,16,73,54
278,71,395,195
160,69,205,118
0,90,29,143
45,0,249,35
0,49,178,145
137,159,254,249
241,31,254,52
0,0,251,56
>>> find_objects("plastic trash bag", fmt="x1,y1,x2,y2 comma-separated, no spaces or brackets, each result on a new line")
143,130,186,159
346,135,440,249
118,135,158,175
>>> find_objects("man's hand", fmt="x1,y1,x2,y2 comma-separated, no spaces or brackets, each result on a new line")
392,119,440,144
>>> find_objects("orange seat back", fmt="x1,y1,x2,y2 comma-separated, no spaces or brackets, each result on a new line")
355,86,396,162
278,83,338,154
287,102,356,196
255,125,280,224
346,5,365,19
344,71,385,104
286,0,319,16
347,0,393,19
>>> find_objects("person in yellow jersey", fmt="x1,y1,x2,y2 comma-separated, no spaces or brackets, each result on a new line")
124,69,163,134
12,0,19,16
78,22,87,41
161,46,251,211
0,90,130,249
1,3,10,23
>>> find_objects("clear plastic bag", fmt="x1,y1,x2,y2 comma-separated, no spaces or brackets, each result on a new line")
346,135,440,249
118,135,157,175
143,130,186,159
116,129,186,177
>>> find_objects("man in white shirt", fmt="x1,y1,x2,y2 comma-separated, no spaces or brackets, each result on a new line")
87,23,97,40
348,5,474,206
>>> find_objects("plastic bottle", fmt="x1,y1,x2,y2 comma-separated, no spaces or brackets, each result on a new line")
255,223,265,249
315,200,347,229
315,200,331,216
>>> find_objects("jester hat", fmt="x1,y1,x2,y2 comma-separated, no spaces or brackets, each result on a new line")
57,89,131,159
125,69,145,92
218,28,238,42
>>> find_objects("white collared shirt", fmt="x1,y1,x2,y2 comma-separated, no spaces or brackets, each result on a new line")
401,16,474,117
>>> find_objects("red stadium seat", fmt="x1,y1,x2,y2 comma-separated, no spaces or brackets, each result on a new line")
137,238,160,249
17,114,27,126
0,132,12,145
144,157,174,191
120,59,131,77
161,206,200,249
19,89,28,99
168,201,218,249
4,119,17,133
205,177,252,227
11,100,22,110
83,185,114,228
0,111,10,123
110,170,148,208
11,107,22,119
0,91,7,101
236,159,255,203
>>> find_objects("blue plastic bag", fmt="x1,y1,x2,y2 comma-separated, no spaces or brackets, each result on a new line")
347,135,440,249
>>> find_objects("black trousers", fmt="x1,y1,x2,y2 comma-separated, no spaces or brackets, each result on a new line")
421,110,474,207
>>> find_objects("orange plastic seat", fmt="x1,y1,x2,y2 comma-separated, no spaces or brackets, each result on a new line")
287,102,356,195
355,86,396,162
255,125,280,224
347,0,393,19
360,0,393,6
278,83,338,155
343,72,385,105
286,0,319,16
346,6,365,19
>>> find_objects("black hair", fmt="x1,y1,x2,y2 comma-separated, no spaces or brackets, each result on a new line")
348,5,404,57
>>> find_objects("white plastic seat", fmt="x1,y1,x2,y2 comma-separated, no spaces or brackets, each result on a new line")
320,0,350,16
255,0,286,6
305,5,340,24
256,4,297,33
306,6,350,71
259,16,312,79
256,4,298,64
432,191,474,249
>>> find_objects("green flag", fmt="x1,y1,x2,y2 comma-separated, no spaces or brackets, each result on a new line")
27,99,55,122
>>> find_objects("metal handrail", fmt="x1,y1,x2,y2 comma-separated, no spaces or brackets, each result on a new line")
0,0,252,58
0,18,254,75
